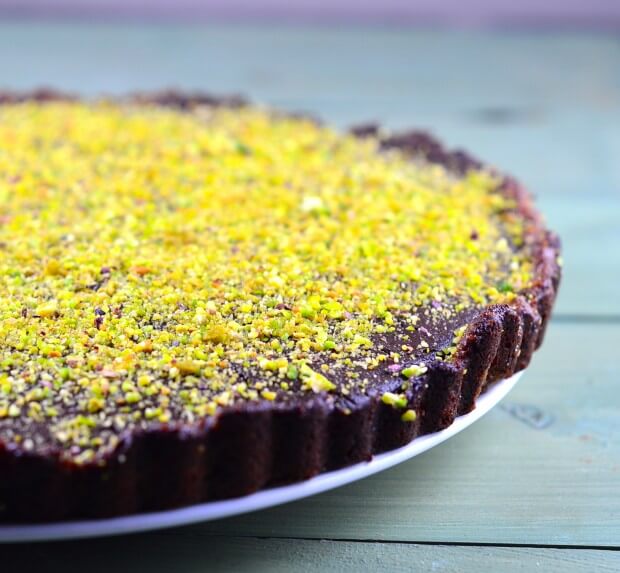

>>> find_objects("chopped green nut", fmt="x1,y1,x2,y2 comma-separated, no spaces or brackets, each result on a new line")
124,391,142,404
235,141,252,156
261,390,277,401
381,392,408,409
8,404,21,417
401,364,428,379
300,364,336,393
300,307,316,320
204,324,231,345
87,397,105,413
176,361,202,376
260,358,288,371
35,302,58,318
401,409,417,422
286,365,299,380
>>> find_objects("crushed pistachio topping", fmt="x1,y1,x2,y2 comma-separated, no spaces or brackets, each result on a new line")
0,102,532,461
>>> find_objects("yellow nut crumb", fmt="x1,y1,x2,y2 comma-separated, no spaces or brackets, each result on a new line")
401,409,417,422
261,390,277,401
176,361,202,376
35,302,58,318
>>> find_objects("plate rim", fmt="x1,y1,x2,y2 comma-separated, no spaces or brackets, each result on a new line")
0,371,522,543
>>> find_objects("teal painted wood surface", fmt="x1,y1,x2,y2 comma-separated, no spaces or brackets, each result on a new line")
2,537,619,573
0,22,618,571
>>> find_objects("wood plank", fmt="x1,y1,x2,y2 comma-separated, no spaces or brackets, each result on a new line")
1,25,617,137
536,195,620,317
0,24,618,133
2,536,619,573
181,322,620,546
1,24,618,110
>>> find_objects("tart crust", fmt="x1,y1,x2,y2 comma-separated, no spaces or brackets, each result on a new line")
0,91,561,522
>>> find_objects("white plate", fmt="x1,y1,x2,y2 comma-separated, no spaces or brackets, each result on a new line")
0,371,522,543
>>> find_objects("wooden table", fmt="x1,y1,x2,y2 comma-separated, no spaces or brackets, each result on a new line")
1,22,618,572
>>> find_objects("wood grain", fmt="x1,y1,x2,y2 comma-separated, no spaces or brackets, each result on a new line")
2,536,619,573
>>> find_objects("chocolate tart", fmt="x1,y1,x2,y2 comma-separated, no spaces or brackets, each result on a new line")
0,91,561,522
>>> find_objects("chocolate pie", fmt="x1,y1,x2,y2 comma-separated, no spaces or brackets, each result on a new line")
0,92,560,522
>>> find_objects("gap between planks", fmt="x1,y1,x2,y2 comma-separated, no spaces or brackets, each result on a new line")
197,533,620,552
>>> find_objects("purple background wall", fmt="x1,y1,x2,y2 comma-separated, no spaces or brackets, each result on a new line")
1,0,620,27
